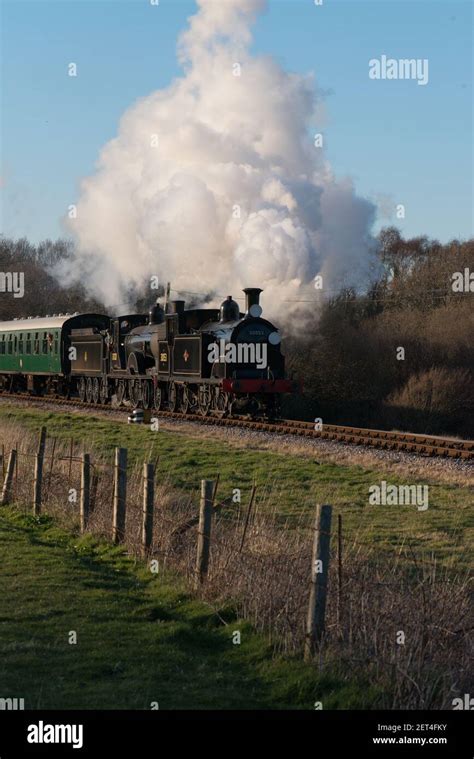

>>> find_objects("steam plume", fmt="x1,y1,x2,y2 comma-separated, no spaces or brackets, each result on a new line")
67,0,376,317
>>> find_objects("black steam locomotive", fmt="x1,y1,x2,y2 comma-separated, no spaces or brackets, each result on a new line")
0,288,297,418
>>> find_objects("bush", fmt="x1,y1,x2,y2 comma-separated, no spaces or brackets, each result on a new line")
384,367,474,436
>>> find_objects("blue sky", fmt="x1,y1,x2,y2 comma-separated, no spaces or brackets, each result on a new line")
1,0,472,244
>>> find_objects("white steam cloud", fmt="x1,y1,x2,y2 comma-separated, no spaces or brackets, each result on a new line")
67,0,376,318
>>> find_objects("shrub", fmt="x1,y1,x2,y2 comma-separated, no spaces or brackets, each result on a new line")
385,367,474,435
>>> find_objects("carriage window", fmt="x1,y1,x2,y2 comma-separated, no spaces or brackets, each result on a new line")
7,336,13,355
34,333,40,354
18,333,23,353
54,332,59,354
26,334,31,354
42,333,48,354
0,336,5,355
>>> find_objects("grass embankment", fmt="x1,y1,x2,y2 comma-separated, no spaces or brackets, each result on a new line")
0,406,471,571
0,508,374,710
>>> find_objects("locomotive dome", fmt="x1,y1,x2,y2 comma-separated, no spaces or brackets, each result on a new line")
220,295,240,323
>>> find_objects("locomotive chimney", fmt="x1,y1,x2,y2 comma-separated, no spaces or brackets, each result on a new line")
149,299,164,325
170,300,186,331
169,300,185,315
243,288,263,317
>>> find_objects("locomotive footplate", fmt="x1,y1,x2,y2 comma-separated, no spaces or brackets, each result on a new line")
222,378,298,394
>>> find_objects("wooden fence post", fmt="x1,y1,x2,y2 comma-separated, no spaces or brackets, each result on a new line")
194,479,214,588
304,504,332,660
1,449,17,506
38,426,47,457
32,428,47,516
141,462,154,558
33,455,43,515
80,454,91,533
337,513,342,634
112,447,127,544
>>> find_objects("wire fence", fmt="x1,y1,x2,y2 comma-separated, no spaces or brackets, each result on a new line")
0,425,472,709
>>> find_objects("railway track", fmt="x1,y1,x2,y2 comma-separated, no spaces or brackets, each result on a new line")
0,391,472,460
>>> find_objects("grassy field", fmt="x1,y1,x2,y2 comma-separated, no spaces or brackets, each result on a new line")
0,405,472,571
0,405,471,710
0,508,377,710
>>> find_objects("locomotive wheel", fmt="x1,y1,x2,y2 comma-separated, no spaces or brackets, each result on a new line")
198,386,211,416
128,379,138,406
180,385,190,414
142,381,151,409
86,377,93,404
268,397,281,420
214,388,229,417
100,378,109,405
168,382,178,412
153,384,162,411
116,380,126,405
78,377,86,403
92,378,100,404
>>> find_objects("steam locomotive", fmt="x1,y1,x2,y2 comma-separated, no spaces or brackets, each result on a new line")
0,288,297,418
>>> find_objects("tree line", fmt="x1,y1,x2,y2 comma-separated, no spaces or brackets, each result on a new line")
0,237,104,320
285,228,473,436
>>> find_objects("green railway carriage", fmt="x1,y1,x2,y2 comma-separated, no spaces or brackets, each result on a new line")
0,313,110,394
